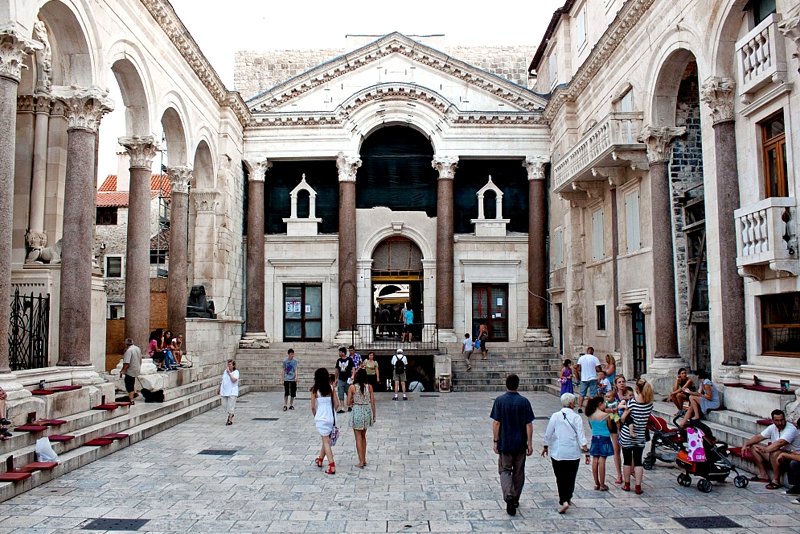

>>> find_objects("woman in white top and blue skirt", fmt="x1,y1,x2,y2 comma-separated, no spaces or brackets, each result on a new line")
542,393,589,514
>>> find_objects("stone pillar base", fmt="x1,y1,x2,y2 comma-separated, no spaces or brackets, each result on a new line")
65,365,104,386
334,330,360,347
643,358,689,396
523,328,553,346
239,333,270,349
436,328,458,343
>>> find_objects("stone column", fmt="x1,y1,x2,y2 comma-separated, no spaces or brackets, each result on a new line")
167,166,192,341
26,95,52,254
336,153,361,334
243,159,269,342
120,136,158,349
700,77,745,367
523,156,552,345
432,156,458,338
0,29,41,373
638,125,685,360
53,86,113,366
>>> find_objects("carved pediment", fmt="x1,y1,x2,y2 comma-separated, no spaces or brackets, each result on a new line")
247,33,547,120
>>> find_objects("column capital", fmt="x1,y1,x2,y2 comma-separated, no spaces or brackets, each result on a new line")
779,5,800,71
244,158,271,182
119,135,159,169
16,94,33,112
167,166,192,194
0,24,42,83
431,156,459,179
336,152,361,182
637,125,686,164
523,156,549,180
33,94,52,114
52,85,114,133
700,77,736,125
193,190,220,213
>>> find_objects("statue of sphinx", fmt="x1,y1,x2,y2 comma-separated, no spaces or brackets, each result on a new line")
186,284,216,318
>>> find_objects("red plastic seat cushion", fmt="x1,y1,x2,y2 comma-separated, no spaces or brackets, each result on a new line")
19,462,58,472
48,435,75,442
92,403,118,411
50,385,82,392
102,433,129,440
31,389,55,395
83,438,114,446
756,418,773,426
0,472,31,482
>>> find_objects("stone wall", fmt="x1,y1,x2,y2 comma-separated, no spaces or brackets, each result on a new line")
234,45,534,101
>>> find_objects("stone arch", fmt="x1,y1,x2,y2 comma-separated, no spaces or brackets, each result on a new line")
361,224,434,263
37,0,96,86
160,105,189,167
344,96,445,154
708,0,750,80
192,140,215,190
109,57,150,136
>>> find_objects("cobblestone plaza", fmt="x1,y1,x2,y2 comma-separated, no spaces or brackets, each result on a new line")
1,391,798,533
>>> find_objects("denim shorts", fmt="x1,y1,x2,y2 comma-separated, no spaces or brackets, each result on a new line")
580,379,597,397
590,435,614,457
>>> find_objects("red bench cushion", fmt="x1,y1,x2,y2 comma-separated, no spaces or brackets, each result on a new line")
50,385,82,392
102,433,129,440
48,435,75,442
729,447,755,460
31,389,56,395
0,472,31,482
83,438,114,446
38,419,67,426
14,424,48,432
19,462,58,472
92,403,118,411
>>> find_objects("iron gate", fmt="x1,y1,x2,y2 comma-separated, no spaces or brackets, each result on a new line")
8,288,50,370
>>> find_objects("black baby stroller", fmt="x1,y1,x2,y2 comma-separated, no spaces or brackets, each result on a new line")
674,418,749,492
643,414,683,470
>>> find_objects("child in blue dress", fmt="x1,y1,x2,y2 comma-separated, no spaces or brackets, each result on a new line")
587,395,614,490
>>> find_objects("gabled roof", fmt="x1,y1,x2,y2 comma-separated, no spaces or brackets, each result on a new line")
247,32,548,114
96,174,172,208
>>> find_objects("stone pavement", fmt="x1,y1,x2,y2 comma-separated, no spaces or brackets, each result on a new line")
0,391,799,533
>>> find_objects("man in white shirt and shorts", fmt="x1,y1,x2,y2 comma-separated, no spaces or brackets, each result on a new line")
576,347,600,414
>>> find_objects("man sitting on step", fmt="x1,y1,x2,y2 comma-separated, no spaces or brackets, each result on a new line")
742,409,800,490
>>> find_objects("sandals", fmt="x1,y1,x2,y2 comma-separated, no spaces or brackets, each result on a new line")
635,485,643,495
614,477,623,485
314,457,323,468
765,482,783,490
282,406,288,412
749,475,769,482
622,482,630,492
325,462,336,475
599,485,609,491
289,406,295,410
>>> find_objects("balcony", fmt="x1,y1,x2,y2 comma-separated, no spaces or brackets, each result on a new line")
552,112,646,196
735,196,798,280
736,13,787,102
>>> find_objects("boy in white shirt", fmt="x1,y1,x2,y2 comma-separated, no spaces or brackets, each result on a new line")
462,333,474,371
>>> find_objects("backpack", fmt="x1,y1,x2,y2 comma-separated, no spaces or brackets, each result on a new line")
394,356,406,374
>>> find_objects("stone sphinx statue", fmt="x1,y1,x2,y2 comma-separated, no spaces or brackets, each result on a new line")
186,284,216,318
26,237,62,264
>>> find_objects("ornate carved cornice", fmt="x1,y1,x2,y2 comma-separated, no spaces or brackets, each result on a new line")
243,159,271,182
336,153,361,182
779,5,800,71
138,0,250,127
700,77,736,125
543,0,656,123
0,24,42,82
523,156,549,181
16,94,33,113
249,33,546,114
52,85,114,133
192,190,220,212
637,125,686,164
432,156,458,180
167,165,192,194
119,135,159,169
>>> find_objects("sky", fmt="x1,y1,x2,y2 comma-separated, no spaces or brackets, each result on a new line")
97,0,564,179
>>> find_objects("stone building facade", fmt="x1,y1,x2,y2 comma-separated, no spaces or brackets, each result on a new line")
531,0,800,403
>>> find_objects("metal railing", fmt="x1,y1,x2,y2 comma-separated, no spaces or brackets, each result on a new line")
9,288,50,370
351,323,439,352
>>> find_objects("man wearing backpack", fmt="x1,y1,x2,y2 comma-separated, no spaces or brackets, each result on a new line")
391,348,408,401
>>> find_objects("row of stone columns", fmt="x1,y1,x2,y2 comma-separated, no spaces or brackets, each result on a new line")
241,153,552,341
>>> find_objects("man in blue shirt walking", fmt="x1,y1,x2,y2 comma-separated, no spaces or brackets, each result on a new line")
490,374,534,516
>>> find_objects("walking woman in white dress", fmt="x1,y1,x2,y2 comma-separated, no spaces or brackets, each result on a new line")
311,367,339,474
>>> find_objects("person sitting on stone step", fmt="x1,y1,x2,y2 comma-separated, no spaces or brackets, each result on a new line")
0,386,12,439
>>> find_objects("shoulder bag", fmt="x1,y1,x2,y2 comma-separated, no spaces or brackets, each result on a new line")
329,396,340,446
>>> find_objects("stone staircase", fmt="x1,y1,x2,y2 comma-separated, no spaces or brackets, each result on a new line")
0,365,229,503
449,344,561,393
236,342,338,391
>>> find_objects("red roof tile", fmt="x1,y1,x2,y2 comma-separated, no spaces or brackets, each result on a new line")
96,174,171,207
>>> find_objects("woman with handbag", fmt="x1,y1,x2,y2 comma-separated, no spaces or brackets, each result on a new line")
347,368,376,468
311,367,339,474
542,393,589,514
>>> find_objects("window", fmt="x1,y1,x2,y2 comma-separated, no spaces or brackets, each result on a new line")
576,7,587,49
150,249,167,265
472,284,508,342
761,111,788,197
624,189,641,252
749,0,776,25
107,304,124,320
283,284,322,341
618,89,633,112
548,53,558,89
596,304,606,331
591,208,604,261
104,256,123,279
761,292,800,356
552,227,564,268
96,207,118,225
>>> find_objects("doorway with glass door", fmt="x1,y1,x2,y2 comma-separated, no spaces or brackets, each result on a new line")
472,284,509,345
283,284,322,341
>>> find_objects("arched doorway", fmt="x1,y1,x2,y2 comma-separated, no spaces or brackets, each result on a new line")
371,236,424,339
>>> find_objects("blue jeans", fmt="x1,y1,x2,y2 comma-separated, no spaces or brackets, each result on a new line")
163,349,177,368
337,379,348,407
579,379,597,398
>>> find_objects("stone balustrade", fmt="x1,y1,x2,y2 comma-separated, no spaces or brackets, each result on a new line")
736,13,787,101
735,196,798,279
552,112,644,192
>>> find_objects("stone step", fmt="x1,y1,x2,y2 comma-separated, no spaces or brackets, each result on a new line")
451,384,554,392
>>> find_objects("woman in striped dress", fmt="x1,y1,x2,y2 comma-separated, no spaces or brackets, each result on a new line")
617,377,654,494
